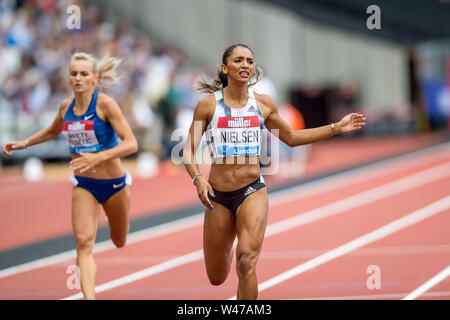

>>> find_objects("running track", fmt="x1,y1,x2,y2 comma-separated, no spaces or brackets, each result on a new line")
0,137,449,300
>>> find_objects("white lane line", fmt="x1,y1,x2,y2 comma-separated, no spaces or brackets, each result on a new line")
233,196,450,300
265,161,450,237
63,163,450,300
0,213,203,279
268,142,450,207
4,144,448,279
403,265,450,300
261,244,450,259
62,250,204,300
77,244,450,265
296,291,450,300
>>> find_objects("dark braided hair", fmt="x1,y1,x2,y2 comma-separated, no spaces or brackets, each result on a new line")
195,43,263,94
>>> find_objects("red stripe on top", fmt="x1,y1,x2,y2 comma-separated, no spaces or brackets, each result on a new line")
217,116,259,129
62,121,95,132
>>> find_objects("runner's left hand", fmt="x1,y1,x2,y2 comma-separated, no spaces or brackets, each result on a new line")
336,113,367,133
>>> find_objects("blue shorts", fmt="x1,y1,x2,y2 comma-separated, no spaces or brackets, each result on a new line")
69,171,132,204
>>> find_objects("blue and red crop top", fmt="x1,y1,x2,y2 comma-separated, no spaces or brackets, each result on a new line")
62,91,118,154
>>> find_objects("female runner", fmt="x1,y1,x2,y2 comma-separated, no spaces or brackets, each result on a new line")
184,44,366,299
3,52,138,300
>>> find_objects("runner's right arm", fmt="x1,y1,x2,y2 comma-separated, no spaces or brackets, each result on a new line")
183,96,215,210
2,100,70,156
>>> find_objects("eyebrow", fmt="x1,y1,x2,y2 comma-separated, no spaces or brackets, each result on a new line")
233,56,253,60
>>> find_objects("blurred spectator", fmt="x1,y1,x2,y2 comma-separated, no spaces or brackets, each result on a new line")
253,76,310,178
0,0,207,163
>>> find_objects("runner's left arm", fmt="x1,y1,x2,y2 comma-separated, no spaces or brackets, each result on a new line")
261,94,366,147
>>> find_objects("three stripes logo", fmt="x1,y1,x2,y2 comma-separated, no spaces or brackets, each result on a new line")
244,186,256,196
248,105,257,112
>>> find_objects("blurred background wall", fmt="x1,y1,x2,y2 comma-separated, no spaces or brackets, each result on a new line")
93,0,408,120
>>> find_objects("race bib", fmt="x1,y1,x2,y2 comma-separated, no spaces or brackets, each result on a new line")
62,120,101,153
214,116,260,157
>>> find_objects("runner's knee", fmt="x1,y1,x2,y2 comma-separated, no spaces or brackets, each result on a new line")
112,237,126,248
75,233,95,253
208,273,228,286
110,227,128,248
206,262,232,285
236,250,257,278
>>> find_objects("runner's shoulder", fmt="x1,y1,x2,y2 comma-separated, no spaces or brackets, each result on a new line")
254,93,276,109
194,94,216,119
58,98,72,118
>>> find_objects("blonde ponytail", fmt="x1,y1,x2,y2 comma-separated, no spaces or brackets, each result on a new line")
70,52,122,89
96,55,122,88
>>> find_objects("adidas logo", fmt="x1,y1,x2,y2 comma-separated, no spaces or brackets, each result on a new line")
244,186,256,196
248,105,257,112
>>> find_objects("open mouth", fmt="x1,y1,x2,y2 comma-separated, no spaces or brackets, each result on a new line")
239,71,249,78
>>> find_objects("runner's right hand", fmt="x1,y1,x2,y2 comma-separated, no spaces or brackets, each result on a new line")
2,141,28,156
194,177,215,210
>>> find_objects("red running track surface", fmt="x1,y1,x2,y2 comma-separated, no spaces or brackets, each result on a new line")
0,134,449,300
0,133,444,251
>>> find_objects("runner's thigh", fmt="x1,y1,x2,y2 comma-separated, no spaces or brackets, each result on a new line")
72,187,100,248
203,201,236,277
102,186,131,246
235,188,268,253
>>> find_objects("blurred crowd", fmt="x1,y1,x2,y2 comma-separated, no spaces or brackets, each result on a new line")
0,0,208,160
